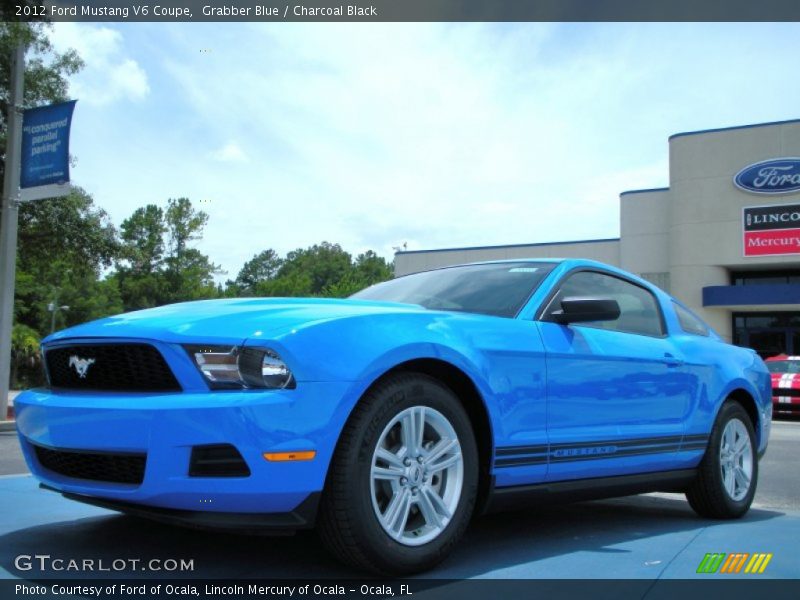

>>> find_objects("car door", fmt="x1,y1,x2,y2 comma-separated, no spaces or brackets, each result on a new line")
536,269,691,482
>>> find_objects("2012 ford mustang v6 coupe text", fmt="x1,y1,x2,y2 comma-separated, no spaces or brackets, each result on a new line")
16,259,771,574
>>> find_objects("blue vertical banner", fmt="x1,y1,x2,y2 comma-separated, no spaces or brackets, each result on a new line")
20,100,77,189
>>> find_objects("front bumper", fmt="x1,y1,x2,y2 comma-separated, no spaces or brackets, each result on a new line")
43,484,320,532
15,382,354,519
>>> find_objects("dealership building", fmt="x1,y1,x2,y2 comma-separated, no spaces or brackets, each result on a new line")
394,119,800,358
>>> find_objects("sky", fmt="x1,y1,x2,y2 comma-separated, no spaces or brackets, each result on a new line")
47,22,800,282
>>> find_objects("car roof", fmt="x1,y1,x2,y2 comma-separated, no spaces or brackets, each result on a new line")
457,258,565,265
459,257,657,281
458,258,619,269
766,354,800,362
415,258,665,292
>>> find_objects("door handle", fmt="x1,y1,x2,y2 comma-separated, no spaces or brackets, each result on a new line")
664,353,685,367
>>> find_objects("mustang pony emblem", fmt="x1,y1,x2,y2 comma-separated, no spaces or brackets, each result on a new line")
68,356,96,379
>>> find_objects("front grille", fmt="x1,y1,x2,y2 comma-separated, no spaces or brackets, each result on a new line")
45,343,180,392
189,444,251,477
33,444,146,485
773,388,800,398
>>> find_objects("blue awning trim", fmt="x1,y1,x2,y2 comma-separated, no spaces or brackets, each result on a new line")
702,284,800,307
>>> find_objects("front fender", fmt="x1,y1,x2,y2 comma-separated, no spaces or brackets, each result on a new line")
278,310,548,459
339,341,499,431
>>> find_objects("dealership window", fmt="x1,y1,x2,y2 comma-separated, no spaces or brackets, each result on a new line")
731,270,800,286
733,312,800,359
546,271,664,337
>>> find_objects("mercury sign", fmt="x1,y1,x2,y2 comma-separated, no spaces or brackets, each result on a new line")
20,100,77,196
734,158,800,194
743,203,800,257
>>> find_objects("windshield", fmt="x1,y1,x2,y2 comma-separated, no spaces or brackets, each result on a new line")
767,360,800,374
352,262,555,318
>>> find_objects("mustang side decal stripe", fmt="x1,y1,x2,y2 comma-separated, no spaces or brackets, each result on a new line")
495,444,549,457
494,434,710,468
494,454,549,466
496,444,684,467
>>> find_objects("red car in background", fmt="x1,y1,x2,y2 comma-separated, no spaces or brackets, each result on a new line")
766,355,800,417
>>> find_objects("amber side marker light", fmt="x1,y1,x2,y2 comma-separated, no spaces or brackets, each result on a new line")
263,450,316,462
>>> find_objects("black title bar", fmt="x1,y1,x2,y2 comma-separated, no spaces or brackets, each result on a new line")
5,579,800,600
5,0,800,22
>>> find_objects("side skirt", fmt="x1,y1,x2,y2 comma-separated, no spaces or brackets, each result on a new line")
483,468,697,515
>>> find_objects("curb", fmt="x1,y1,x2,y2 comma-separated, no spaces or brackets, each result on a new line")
0,420,16,432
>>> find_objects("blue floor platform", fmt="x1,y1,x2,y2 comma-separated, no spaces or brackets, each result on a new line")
1,474,798,580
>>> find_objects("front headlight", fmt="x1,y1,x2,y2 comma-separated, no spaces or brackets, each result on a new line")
238,347,295,389
185,345,295,390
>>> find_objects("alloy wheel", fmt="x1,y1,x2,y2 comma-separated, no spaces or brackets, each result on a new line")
369,405,464,546
719,417,753,502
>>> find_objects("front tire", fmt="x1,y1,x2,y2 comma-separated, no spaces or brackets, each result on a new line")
318,373,478,575
686,401,758,519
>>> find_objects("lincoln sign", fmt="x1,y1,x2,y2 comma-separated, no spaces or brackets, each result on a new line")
743,203,800,257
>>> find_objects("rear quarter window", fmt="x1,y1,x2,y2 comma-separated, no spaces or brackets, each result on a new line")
673,302,710,337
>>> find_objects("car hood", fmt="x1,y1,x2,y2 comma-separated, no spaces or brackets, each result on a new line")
44,297,426,345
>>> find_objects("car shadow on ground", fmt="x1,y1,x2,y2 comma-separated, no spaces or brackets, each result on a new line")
437,495,782,577
0,493,785,580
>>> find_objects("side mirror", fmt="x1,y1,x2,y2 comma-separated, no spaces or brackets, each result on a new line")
549,296,621,324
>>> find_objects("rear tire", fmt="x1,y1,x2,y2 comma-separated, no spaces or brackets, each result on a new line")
686,401,758,519
318,373,478,575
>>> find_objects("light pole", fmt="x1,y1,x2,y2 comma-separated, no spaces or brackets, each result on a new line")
47,303,69,334
0,44,25,421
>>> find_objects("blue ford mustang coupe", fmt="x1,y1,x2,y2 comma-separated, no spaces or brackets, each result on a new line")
16,259,771,574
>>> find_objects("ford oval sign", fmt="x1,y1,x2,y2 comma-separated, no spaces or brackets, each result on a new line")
734,158,800,195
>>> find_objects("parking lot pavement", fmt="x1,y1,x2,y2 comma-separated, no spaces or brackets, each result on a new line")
0,475,797,580
1,421,798,580
0,432,28,475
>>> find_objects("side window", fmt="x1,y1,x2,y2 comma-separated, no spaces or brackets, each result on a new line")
673,302,710,336
545,271,664,337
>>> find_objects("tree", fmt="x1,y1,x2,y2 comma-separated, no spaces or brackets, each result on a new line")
1,21,83,185
165,247,221,302
114,198,221,309
163,198,221,303
114,205,168,310
165,198,207,257
15,187,120,334
18,187,118,273
120,204,166,273
354,250,393,286
322,272,369,298
322,252,393,297
275,242,353,296
233,249,282,296
242,243,394,298
67,276,123,325
10,323,40,389
255,270,314,298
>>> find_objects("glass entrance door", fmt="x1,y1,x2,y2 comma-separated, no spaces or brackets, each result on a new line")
733,312,800,359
